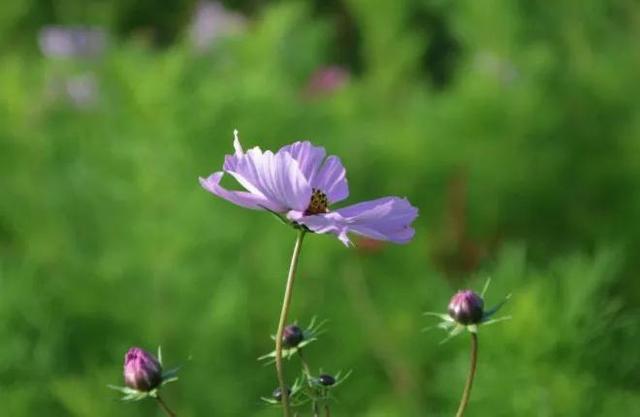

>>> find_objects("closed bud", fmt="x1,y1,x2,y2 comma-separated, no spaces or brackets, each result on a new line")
272,386,291,402
123,347,163,392
318,374,336,386
282,324,304,348
448,290,484,325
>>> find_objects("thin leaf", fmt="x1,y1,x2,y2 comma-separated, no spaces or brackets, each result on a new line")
481,316,512,327
439,324,464,344
483,293,512,320
481,277,492,298
423,312,453,321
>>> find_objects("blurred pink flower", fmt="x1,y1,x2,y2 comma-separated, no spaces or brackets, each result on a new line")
355,236,386,255
304,66,350,97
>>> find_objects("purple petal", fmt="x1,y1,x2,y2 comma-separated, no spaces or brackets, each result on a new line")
279,141,326,184
313,155,348,203
222,135,267,197
220,134,312,211
291,211,351,245
279,141,349,204
296,197,418,246
250,150,311,211
199,172,282,211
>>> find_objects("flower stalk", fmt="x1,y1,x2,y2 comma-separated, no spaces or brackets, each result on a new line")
425,281,510,417
275,229,306,417
156,394,177,417
455,332,478,417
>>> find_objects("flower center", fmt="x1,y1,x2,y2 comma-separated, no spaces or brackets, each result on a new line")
305,188,329,215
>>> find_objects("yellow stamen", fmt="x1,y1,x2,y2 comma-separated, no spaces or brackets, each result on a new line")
305,188,329,215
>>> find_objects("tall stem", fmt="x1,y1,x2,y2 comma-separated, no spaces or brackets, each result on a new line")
455,332,478,417
275,230,306,417
156,394,177,417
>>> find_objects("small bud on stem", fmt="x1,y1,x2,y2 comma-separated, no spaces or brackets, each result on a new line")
282,325,305,348
448,290,484,325
273,386,292,402
123,347,163,392
318,374,336,387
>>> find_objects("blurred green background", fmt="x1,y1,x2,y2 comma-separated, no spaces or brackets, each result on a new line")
1,0,640,416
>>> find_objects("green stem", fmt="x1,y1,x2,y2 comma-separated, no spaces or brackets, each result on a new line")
455,332,478,417
297,349,312,379
275,230,306,417
297,349,318,417
156,394,176,417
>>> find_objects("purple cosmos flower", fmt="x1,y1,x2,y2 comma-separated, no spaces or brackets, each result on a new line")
199,131,418,246
123,347,163,392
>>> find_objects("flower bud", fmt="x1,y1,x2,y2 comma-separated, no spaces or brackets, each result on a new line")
282,324,304,348
272,386,291,402
318,374,336,386
123,347,163,391
448,290,484,325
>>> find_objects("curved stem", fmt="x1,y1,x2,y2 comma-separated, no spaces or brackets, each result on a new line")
156,394,177,417
275,230,306,417
455,332,478,417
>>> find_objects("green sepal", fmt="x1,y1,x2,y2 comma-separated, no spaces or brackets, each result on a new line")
107,385,156,401
261,377,307,407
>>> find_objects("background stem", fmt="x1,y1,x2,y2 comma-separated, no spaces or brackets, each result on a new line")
455,332,478,417
274,230,306,417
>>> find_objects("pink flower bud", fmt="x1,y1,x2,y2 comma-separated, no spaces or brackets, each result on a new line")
448,290,484,325
123,347,163,391
282,324,304,348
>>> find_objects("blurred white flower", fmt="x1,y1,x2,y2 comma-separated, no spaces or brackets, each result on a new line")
473,51,519,85
44,73,100,110
65,74,99,108
38,26,106,58
189,1,246,51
